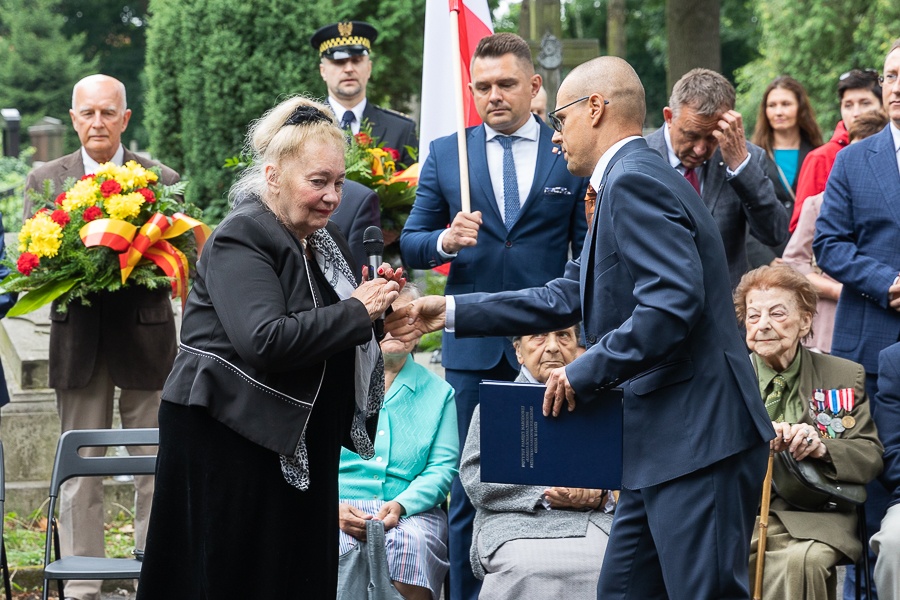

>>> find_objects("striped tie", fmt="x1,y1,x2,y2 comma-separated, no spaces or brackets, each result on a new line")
496,136,520,229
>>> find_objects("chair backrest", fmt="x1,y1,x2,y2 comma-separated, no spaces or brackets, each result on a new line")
47,428,159,498
0,439,5,505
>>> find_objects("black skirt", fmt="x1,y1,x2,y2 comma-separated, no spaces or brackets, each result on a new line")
137,377,354,599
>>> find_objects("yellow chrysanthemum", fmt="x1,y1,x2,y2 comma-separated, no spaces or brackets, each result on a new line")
61,178,101,212
17,212,63,258
104,192,145,221
94,162,120,180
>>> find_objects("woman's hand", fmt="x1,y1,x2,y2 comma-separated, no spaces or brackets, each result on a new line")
351,263,405,321
543,487,605,510
339,502,374,541
375,500,405,532
770,421,829,461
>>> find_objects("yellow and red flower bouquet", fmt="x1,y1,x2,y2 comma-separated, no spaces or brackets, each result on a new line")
2,160,209,316
344,127,419,244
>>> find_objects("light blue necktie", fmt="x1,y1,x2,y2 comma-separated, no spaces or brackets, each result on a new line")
496,136,520,229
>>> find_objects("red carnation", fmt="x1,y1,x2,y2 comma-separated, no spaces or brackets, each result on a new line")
137,188,156,203
385,147,400,161
82,206,103,222
17,253,40,276
50,209,70,227
100,179,122,198
55,192,66,205
36,208,49,214
80,174,95,181
354,132,372,147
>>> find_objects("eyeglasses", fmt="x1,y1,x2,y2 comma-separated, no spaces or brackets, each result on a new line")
840,68,879,81
548,96,609,132
879,73,899,86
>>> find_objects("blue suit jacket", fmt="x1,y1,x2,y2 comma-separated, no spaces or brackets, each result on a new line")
813,125,900,375
877,342,900,507
400,116,588,372
454,138,773,489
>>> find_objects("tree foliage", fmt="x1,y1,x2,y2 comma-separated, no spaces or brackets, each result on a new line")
145,0,426,220
0,0,97,145
735,0,900,136
59,0,151,149
560,0,760,128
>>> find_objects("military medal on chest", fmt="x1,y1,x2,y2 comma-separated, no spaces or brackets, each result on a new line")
810,388,855,438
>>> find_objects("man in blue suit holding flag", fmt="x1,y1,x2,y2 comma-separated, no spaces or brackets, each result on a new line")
400,32,588,600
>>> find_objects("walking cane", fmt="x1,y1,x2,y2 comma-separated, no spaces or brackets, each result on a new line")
753,448,776,600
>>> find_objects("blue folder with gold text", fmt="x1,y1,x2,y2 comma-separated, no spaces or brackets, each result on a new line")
479,380,623,489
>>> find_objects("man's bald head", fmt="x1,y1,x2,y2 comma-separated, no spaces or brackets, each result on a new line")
563,56,646,128
70,74,131,163
551,57,646,176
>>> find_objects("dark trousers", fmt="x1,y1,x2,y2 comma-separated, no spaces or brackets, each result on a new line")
445,362,518,600
844,371,887,600
597,444,768,600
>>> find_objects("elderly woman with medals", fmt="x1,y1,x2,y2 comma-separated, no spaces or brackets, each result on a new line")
734,265,883,599
136,97,404,598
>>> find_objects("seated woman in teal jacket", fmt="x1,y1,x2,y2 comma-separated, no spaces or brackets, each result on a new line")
338,283,458,600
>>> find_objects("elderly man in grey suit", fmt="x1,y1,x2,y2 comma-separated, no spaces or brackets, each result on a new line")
24,74,178,600
645,68,786,289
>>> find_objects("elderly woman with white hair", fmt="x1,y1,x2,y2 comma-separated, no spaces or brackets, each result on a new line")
137,97,404,598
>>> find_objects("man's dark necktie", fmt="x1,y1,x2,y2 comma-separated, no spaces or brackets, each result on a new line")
683,167,701,196
584,184,597,227
496,136,521,230
340,110,355,131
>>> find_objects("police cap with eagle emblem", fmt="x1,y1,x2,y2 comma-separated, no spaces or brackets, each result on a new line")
310,21,378,60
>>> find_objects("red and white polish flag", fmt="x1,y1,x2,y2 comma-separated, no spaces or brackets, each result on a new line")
418,0,493,165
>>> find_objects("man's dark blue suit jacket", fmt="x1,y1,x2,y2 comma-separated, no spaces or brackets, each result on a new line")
454,138,773,489
400,115,588,372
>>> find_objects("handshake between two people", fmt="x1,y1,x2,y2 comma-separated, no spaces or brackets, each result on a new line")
384,296,578,419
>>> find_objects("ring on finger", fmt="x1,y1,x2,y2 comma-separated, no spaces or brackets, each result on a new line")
805,436,814,445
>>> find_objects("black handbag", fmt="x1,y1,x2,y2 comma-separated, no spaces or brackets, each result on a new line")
771,451,866,512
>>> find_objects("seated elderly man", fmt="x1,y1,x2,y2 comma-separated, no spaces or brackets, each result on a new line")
459,325,614,597
734,266,883,599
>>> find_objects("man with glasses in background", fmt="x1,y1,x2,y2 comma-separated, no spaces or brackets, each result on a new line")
815,39,900,600
400,32,588,600
645,68,784,289
791,68,884,233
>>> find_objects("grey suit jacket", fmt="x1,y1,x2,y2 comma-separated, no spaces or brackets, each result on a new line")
23,148,181,390
645,127,787,289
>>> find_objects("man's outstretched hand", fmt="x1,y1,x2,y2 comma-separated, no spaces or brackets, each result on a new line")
384,295,448,342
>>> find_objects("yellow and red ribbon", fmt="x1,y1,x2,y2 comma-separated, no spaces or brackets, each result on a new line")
79,212,211,304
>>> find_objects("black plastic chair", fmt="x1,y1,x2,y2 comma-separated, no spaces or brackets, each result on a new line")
41,428,159,600
0,440,12,599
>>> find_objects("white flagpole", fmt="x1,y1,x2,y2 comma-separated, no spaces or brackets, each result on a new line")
449,1,472,213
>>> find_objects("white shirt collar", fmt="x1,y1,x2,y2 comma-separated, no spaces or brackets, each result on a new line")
81,144,125,174
890,122,900,154
662,124,684,170
589,135,642,190
328,97,367,125
484,115,540,143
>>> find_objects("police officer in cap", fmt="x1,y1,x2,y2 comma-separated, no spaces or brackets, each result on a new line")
311,20,418,167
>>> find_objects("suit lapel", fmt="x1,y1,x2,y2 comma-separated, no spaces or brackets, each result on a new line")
362,103,387,142
700,151,726,213
870,127,900,226
521,120,557,207
796,347,816,415
467,126,503,223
